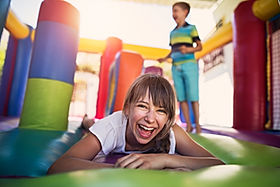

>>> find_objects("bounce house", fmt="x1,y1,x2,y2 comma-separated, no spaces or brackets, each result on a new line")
0,0,280,186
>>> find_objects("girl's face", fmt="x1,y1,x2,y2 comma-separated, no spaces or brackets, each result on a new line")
126,90,169,145
172,5,188,24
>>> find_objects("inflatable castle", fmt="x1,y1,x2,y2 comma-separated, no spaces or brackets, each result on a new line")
0,0,280,186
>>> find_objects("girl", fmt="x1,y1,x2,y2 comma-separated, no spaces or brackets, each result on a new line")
48,74,223,174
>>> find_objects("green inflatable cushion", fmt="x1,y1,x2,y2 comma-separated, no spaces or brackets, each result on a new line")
0,166,280,187
0,128,83,177
190,133,280,167
1,127,280,187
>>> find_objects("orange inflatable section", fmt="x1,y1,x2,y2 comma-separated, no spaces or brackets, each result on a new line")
113,51,144,112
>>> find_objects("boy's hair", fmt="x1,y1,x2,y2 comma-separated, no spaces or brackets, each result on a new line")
123,74,176,153
173,1,191,14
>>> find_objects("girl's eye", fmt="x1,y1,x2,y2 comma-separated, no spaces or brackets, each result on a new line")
137,104,148,109
157,109,167,115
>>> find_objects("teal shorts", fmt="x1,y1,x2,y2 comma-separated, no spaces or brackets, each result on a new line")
172,62,199,102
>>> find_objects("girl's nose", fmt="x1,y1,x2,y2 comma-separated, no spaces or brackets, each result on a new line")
145,110,156,123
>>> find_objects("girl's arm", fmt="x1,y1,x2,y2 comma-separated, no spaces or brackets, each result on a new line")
168,124,224,170
115,124,224,170
47,132,113,174
173,124,211,156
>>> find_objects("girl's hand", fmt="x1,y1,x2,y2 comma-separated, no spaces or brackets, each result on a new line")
115,153,167,169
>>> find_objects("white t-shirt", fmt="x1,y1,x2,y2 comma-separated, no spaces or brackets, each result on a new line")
89,111,176,155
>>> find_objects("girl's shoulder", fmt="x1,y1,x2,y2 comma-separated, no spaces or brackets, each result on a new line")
171,123,184,133
95,111,125,126
90,111,127,135
171,124,191,142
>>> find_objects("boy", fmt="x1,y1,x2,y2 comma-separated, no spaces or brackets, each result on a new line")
158,2,202,133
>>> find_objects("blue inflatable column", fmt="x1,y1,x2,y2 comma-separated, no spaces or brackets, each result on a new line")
0,35,18,116
0,0,10,39
0,0,12,115
7,26,33,116
20,0,79,131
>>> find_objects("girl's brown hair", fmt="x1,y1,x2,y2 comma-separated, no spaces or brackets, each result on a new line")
122,74,176,153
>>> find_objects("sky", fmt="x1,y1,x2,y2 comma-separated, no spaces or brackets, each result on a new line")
10,0,216,49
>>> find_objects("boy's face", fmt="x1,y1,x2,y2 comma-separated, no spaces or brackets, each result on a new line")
172,5,189,24
126,90,168,145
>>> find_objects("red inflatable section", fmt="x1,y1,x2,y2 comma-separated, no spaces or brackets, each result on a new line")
113,51,143,112
95,37,122,119
38,0,79,31
233,0,266,131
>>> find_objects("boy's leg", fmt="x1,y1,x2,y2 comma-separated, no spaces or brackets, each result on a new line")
182,63,199,133
191,101,201,133
180,101,193,132
172,65,192,131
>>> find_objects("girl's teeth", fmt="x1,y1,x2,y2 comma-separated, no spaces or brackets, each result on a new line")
140,124,154,131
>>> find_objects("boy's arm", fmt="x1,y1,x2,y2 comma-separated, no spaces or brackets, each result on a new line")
47,133,113,174
180,40,202,54
157,51,172,63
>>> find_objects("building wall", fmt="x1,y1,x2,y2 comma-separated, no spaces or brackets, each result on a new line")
199,42,233,127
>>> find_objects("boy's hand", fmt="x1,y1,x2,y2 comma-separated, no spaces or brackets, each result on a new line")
179,46,194,54
115,153,166,169
157,58,166,63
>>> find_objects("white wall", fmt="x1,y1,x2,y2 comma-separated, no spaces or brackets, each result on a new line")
199,42,233,127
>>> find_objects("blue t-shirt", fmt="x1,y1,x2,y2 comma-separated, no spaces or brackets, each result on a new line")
169,22,200,65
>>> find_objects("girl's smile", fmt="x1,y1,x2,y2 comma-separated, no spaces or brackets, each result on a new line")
137,123,155,138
